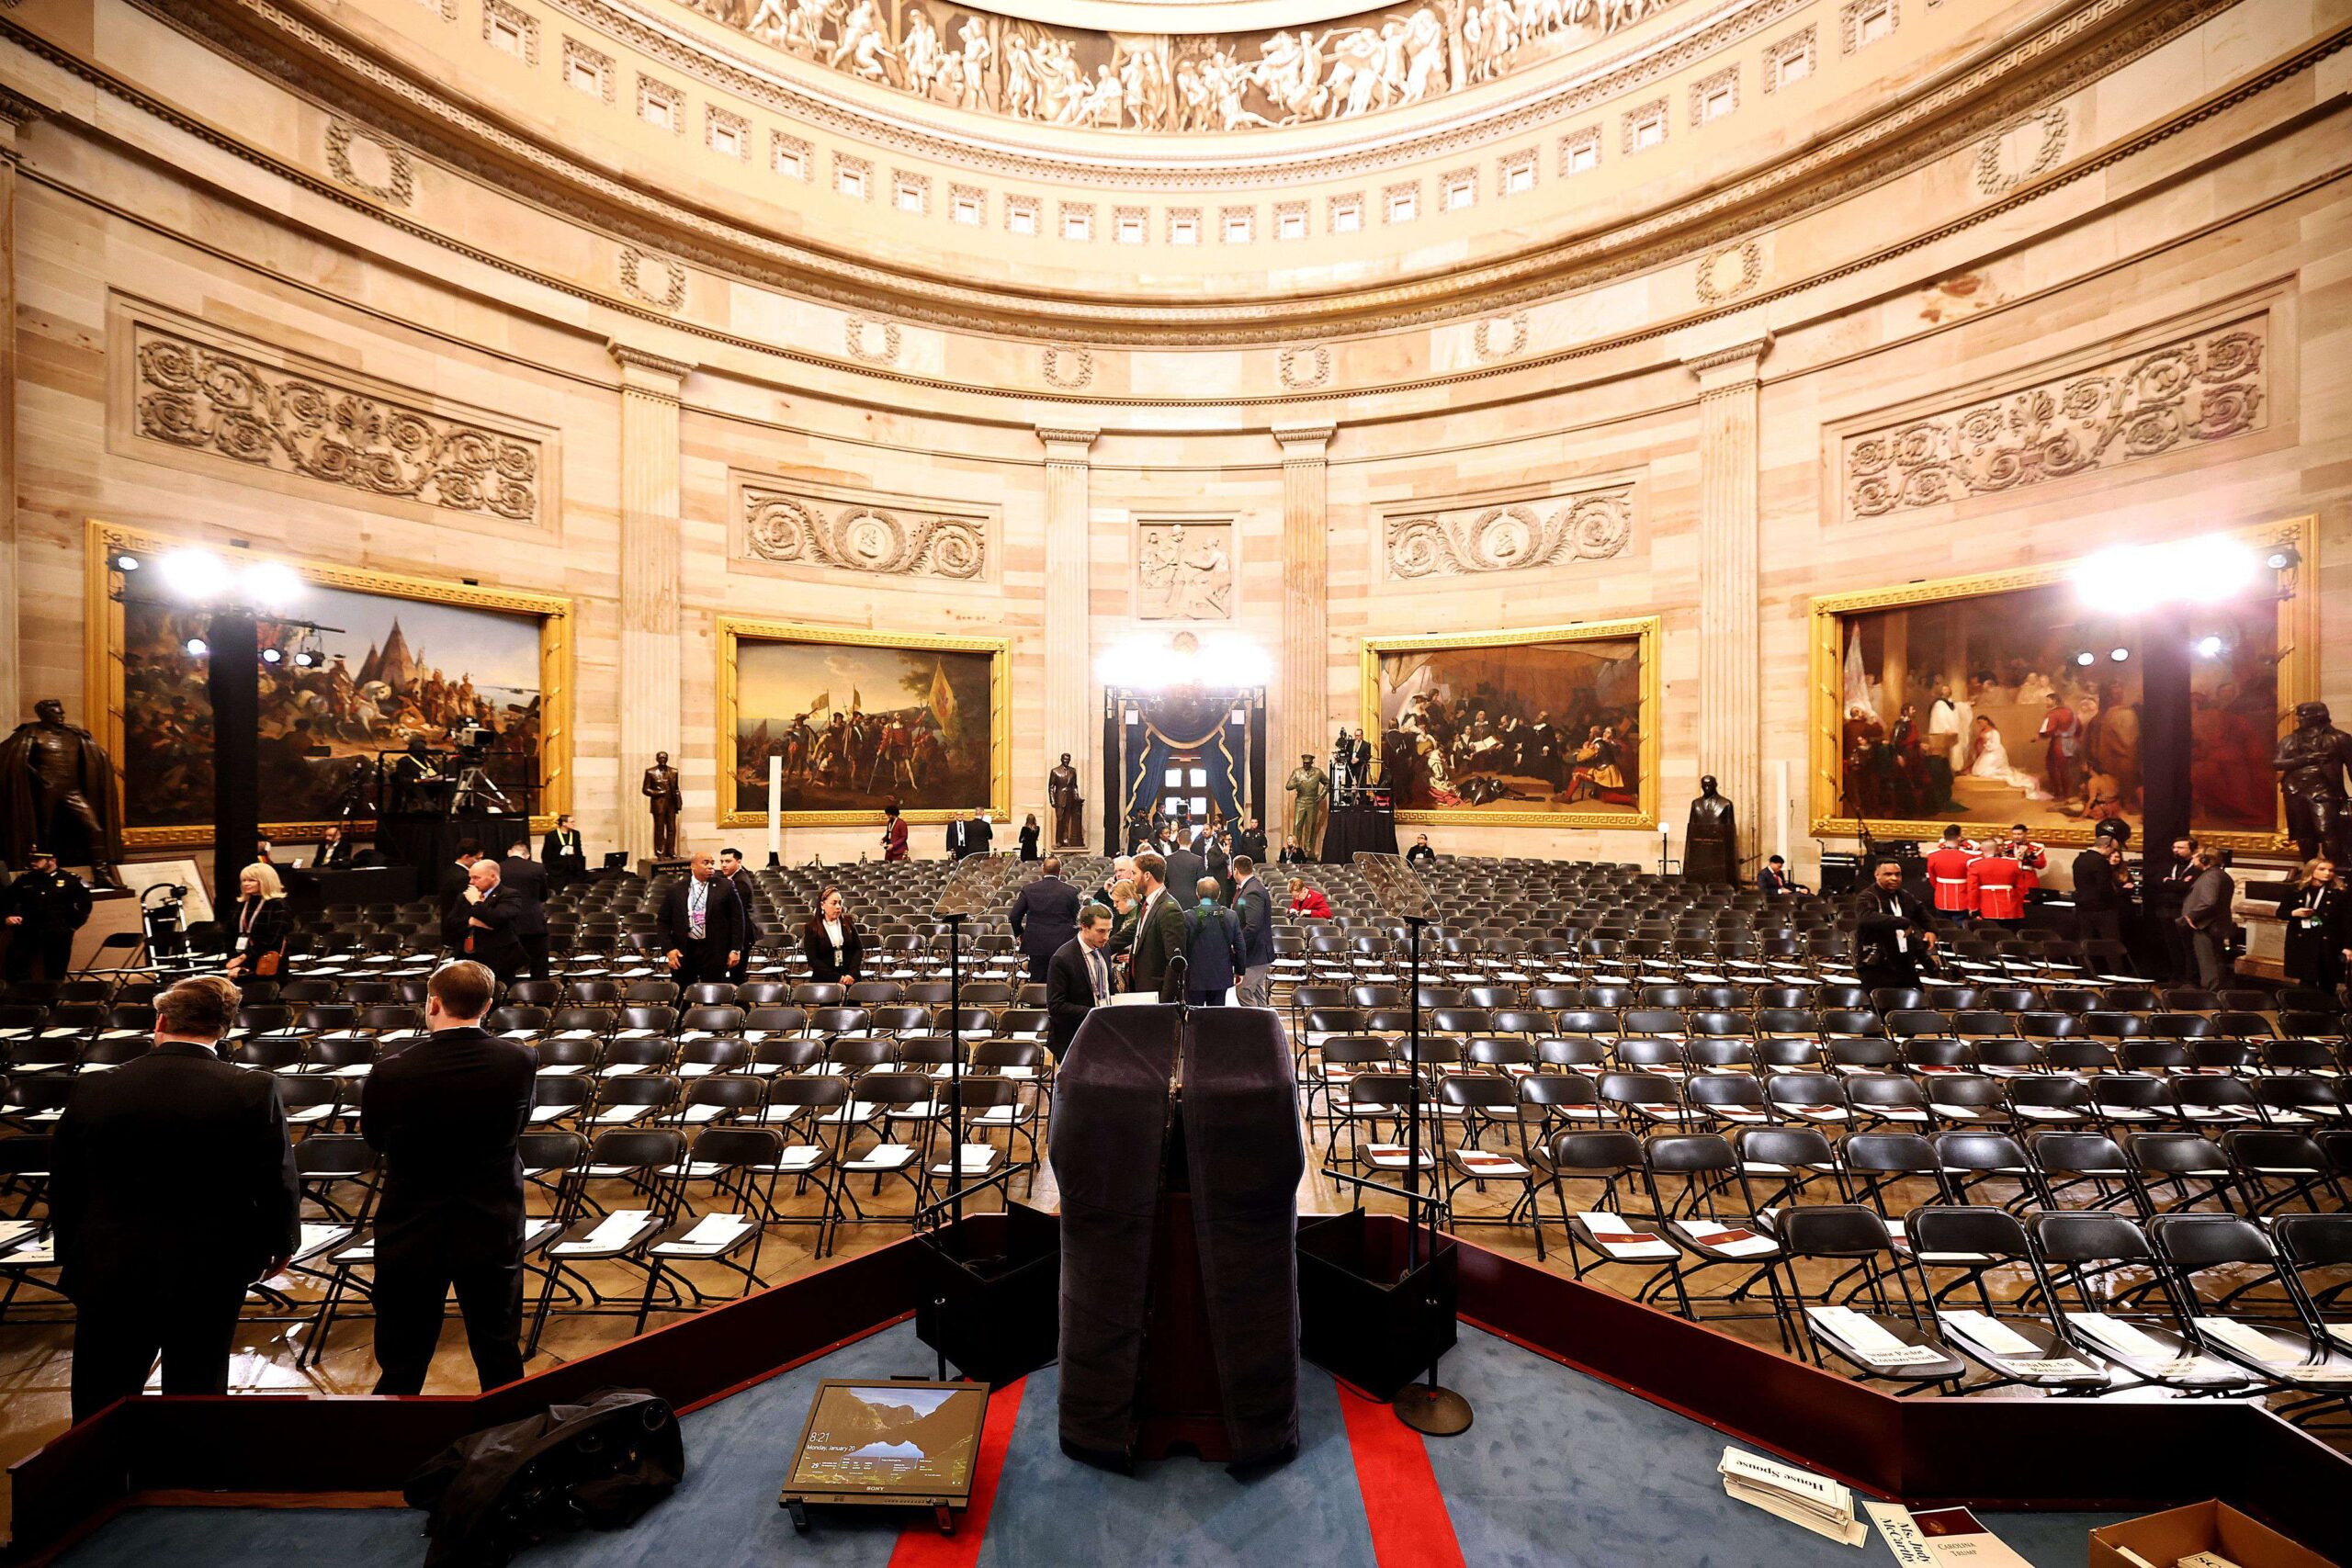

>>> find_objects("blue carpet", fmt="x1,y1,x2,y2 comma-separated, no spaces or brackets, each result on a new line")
56,1323,2125,1566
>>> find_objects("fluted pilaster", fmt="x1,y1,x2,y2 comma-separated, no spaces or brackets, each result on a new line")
1686,336,1770,873
1037,424,1098,843
0,91,38,730
1273,423,1335,852
608,341,694,863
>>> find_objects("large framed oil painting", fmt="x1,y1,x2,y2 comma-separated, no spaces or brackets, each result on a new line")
1360,618,1660,829
718,620,1010,827
1808,516,2315,852
87,521,572,847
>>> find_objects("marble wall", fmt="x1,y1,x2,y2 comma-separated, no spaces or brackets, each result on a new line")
1,0,2346,891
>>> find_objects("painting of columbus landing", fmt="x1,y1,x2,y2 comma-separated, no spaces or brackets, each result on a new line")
720,622,1009,825
1363,620,1659,829
116,570,551,835
1815,566,2294,847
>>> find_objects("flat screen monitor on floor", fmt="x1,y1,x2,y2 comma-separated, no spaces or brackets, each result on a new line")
779,1380,989,1509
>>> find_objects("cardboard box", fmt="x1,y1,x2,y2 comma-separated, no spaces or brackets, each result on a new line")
2088,1501,2336,1568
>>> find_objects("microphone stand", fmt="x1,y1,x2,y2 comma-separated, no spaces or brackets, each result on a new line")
1392,910,1471,1436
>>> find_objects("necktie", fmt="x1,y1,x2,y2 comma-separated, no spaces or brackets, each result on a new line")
1089,947,1107,1005
689,880,707,940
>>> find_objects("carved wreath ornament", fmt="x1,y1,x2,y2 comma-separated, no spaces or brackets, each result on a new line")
1385,491,1634,578
1845,325,2265,517
134,332,537,521
744,491,987,579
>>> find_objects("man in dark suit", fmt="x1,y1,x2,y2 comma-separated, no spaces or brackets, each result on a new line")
1046,904,1116,1058
436,839,487,951
945,810,993,860
1201,829,1233,900
313,824,356,870
1234,818,1268,867
1851,858,1937,995
2071,838,2130,947
1756,855,1804,895
1229,855,1275,1008
1010,857,1081,984
1163,838,1207,914
540,814,588,888
498,841,551,981
2180,850,2236,990
452,860,528,983
361,960,537,1394
1125,852,1190,998
50,975,299,1420
661,850,745,989
719,847,762,984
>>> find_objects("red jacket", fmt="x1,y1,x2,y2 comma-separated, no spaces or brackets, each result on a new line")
1925,843,1979,914
1289,887,1331,919
2007,840,2046,896
1968,854,2028,921
881,819,909,861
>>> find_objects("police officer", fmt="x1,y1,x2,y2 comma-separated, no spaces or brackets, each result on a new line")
4,848,94,984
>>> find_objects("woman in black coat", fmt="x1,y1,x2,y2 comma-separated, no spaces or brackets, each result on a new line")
223,861,294,987
799,886,864,986
2278,857,2349,994
1018,814,1042,862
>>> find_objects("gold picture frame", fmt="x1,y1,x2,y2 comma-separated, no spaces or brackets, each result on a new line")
86,519,574,849
1360,617,1661,829
718,617,1012,828
1807,515,2316,852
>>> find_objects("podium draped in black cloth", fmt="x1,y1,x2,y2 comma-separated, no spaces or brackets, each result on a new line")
1319,803,1397,863
1049,1003,1304,1470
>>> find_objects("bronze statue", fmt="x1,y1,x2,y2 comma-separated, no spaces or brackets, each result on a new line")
2275,701,2352,863
0,699,124,886
1285,753,1329,859
1047,751,1085,849
642,750,683,859
1683,773,1738,886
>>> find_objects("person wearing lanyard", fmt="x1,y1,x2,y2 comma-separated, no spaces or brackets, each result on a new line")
1046,903,1116,1059
222,861,292,987
1851,857,1935,997
799,886,863,986
2279,857,2348,995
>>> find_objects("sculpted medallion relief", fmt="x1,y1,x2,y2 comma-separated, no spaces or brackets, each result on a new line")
1842,316,2267,518
679,0,1681,132
1385,482,1634,579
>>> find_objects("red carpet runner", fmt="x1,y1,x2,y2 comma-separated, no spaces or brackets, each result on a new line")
887,1377,1027,1568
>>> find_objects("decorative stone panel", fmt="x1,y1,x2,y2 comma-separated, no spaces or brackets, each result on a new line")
1137,519,1236,621
1383,480,1637,580
734,475,992,581
1840,314,2267,518
324,121,414,207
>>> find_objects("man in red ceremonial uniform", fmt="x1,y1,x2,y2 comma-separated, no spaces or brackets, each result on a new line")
1967,843,2030,929
2004,824,2046,899
1924,826,1980,920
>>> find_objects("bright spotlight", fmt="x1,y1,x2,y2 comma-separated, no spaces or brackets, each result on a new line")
184,637,209,658
114,553,140,571
239,560,305,608
2265,547,2300,570
2075,651,2096,667
292,649,319,669
2075,533,2258,608
260,647,283,664
2193,636,2224,659
160,548,232,601
2109,648,2130,662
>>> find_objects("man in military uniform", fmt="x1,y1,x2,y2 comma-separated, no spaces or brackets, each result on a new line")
1284,753,1329,861
1,699,124,889
4,849,93,984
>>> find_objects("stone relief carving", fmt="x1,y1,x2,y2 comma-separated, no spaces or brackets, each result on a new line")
1973,105,2068,196
1843,317,2266,517
1137,521,1235,620
324,120,415,206
1278,344,1331,390
1695,239,1759,302
1473,312,1529,359
692,0,1683,133
845,315,902,363
1385,484,1634,578
130,322,540,522
1042,344,1095,389
619,246,688,309
742,484,989,577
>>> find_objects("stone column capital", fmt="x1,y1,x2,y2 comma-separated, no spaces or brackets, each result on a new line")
1272,423,1336,461
606,340,695,398
1682,334,1772,392
0,86,45,152
1035,424,1100,460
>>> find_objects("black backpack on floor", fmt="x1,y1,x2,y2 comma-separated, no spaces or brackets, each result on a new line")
403,1386,685,1568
